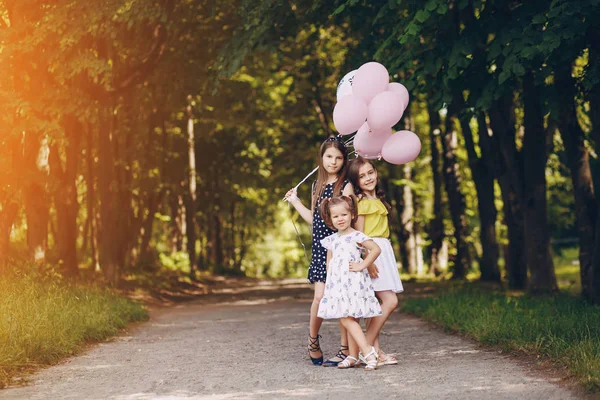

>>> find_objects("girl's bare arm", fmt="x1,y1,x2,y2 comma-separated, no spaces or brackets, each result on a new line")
342,182,354,196
355,215,365,232
349,239,381,272
284,188,313,224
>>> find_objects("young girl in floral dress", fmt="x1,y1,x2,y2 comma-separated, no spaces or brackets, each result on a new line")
318,195,382,370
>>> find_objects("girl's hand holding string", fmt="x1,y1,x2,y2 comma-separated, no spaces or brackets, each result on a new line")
284,187,313,225
284,188,299,204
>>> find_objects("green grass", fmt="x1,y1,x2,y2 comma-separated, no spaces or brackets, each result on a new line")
0,275,148,388
402,286,600,392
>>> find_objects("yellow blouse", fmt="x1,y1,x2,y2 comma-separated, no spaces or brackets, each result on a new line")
357,198,389,238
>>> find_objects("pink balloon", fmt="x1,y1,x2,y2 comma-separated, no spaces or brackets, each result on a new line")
367,91,405,131
388,82,410,111
352,62,389,105
333,94,368,135
353,122,393,159
381,130,422,165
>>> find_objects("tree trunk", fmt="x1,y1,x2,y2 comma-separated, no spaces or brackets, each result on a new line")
522,73,558,294
139,190,163,266
170,193,185,253
23,132,50,264
50,116,81,277
212,211,224,272
197,213,207,271
207,201,215,268
0,202,18,271
234,223,248,271
591,207,600,305
588,28,600,155
0,136,22,271
228,200,236,271
136,104,164,267
426,102,446,276
554,65,597,303
400,164,421,275
587,33,600,304
476,113,502,281
460,109,500,282
488,94,528,289
389,159,412,274
115,95,135,272
86,123,99,271
441,105,472,279
98,106,120,284
185,102,198,277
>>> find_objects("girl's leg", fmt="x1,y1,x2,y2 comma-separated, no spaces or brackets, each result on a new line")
364,318,381,352
366,290,398,351
337,330,359,368
323,320,350,366
340,317,378,369
339,322,349,350
347,331,359,358
308,282,325,361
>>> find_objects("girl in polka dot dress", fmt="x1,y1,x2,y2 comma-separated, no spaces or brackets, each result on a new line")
284,137,354,366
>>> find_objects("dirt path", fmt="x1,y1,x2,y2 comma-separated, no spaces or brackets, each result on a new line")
0,279,582,399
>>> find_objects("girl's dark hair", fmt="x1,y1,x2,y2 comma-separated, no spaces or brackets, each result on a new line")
312,136,349,209
320,195,359,230
347,156,391,211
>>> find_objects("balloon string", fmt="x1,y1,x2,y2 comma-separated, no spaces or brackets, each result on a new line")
289,202,311,265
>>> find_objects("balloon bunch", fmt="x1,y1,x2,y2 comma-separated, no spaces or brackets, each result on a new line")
333,62,421,165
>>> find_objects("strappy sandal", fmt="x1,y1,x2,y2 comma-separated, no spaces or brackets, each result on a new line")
359,346,379,371
308,334,323,366
379,350,398,366
322,345,349,367
337,355,359,369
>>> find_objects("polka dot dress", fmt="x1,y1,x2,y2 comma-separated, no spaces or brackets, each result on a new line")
308,180,348,284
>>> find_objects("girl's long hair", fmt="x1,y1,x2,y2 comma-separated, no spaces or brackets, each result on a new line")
312,137,349,209
320,195,359,230
347,156,391,211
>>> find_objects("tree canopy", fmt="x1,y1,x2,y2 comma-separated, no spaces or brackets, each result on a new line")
1,0,600,303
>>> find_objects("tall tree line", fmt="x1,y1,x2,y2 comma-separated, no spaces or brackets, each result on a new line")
2,0,600,307
0,0,317,282
226,0,600,303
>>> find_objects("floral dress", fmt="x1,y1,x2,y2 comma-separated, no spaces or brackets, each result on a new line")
317,230,382,319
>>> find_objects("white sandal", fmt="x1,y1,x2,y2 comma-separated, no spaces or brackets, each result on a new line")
337,356,359,369
359,346,379,371
379,350,398,366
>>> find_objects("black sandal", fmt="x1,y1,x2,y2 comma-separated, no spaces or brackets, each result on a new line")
308,334,323,366
322,345,349,367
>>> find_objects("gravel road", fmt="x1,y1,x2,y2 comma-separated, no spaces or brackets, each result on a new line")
0,279,582,399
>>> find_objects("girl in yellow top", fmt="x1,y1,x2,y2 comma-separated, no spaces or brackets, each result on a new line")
348,156,404,366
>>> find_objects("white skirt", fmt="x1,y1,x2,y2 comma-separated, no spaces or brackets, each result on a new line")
371,238,404,293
